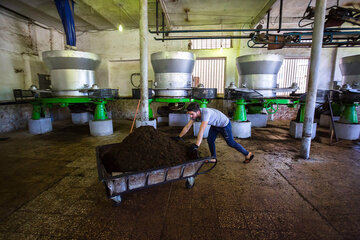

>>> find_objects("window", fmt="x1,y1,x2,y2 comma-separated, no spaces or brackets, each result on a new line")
192,57,226,94
190,39,231,50
277,58,310,96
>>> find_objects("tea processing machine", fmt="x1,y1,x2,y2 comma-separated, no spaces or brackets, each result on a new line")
332,54,360,140
24,50,117,136
224,54,311,138
132,51,217,137
18,0,118,136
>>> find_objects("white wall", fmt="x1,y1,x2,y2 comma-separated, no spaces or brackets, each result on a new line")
0,10,64,101
77,26,242,96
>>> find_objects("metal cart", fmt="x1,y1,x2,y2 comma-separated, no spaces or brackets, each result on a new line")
96,143,217,205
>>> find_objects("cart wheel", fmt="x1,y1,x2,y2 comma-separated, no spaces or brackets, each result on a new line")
111,195,122,205
185,177,195,189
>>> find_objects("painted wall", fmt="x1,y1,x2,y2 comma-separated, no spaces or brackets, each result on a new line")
76,26,242,96
0,10,68,133
0,10,64,101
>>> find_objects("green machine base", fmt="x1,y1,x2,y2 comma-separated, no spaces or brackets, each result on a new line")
31,97,113,121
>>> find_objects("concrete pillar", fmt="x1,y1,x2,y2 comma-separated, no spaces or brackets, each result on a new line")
301,0,327,159
22,54,32,89
139,0,149,121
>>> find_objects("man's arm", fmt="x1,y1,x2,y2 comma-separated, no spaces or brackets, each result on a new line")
179,119,194,137
195,121,208,146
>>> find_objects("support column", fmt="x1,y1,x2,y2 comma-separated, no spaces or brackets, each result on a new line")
197,99,209,108
89,100,113,136
93,101,108,121
140,0,149,122
233,99,247,121
299,104,306,123
29,103,52,134
340,104,358,124
301,0,327,159
232,99,251,138
32,104,42,120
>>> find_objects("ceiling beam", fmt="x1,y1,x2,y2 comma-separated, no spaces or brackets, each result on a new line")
75,0,114,30
159,0,172,30
78,0,125,29
250,0,277,28
79,0,142,29
0,0,63,30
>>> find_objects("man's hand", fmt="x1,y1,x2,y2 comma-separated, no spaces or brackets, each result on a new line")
171,136,184,142
189,143,198,152
188,143,199,159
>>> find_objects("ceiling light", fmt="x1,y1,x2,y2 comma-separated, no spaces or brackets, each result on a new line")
118,25,123,32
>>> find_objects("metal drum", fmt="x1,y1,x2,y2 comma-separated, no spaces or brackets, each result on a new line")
236,54,284,98
42,50,101,97
151,51,195,97
339,54,360,90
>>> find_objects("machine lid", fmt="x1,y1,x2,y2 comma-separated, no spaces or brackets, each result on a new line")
42,50,101,70
151,51,195,61
340,54,360,76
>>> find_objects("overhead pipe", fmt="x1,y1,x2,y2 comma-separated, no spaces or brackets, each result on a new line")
149,27,360,34
301,0,327,159
154,35,252,41
278,0,283,33
266,10,270,36
154,30,359,41
139,0,149,121
158,0,171,30
155,0,158,35
162,12,165,42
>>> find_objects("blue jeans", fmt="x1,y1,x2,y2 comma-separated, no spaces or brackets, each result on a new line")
207,121,249,158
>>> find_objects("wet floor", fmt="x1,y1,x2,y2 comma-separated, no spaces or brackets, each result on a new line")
0,119,359,240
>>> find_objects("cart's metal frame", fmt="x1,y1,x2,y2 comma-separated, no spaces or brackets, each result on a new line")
96,144,217,204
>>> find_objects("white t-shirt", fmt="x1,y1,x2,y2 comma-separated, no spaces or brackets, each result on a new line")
200,108,229,127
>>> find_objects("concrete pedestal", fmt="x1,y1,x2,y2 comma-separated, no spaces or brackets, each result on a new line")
71,112,89,125
136,119,157,129
289,121,317,139
89,120,113,136
231,121,251,138
169,113,190,127
247,113,268,128
193,121,211,138
157,116,169,124
319,114,340,128
28,118,53,134
88,112,94,121
332,122,360,140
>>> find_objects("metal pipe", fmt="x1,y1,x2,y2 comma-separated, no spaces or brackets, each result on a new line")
154,35,252,40
278,0,283,33
162,12,165,42
301,0,327,159
155,0,158,35
149,27,360,34
140,0,149,121
158,0,171,30
266,10,270,36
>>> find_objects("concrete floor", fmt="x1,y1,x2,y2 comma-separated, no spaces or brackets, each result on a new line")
0,119,359,240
